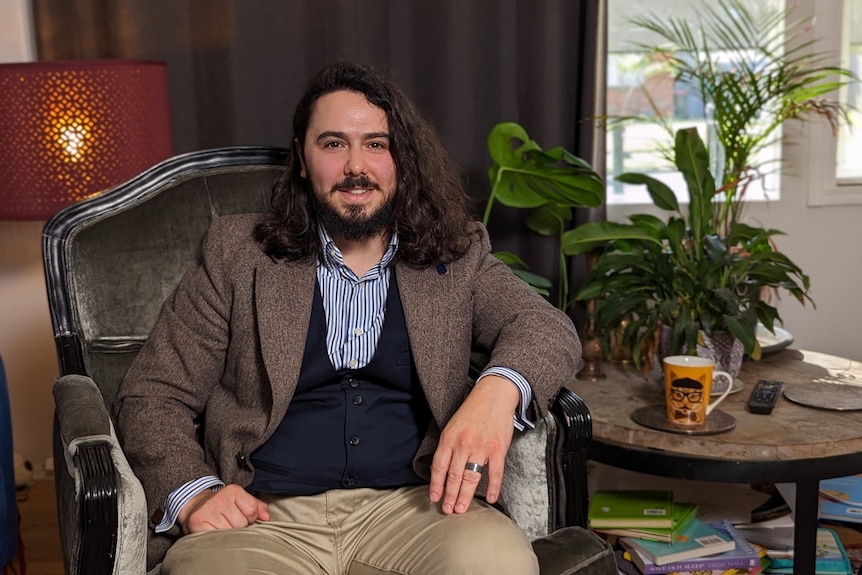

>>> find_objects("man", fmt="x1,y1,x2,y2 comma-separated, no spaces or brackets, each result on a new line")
116,61,580,574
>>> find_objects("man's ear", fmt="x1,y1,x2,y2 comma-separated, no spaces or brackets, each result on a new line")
296,138,307,178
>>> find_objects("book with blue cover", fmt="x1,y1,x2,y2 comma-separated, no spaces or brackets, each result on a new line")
820,474,862,524
820,474,862,507
763,528,852,574
621,516,736,566
622,519,760,574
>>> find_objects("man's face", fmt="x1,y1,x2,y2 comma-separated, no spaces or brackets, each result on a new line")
300,90,398,241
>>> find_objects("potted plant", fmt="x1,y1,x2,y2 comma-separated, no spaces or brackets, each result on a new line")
483,122,604,311
563,127,812,375
610,0,855,236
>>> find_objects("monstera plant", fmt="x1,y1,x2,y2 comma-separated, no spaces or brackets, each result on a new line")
563,127,812,373
483,122,604,310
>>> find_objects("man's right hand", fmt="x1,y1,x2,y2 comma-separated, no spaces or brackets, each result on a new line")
178,484,271,534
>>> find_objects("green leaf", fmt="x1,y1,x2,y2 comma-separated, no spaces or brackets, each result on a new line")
512,269,552,295
561,221,663,255
487,122,604,210
674,127,715,242
493,251,529,267
616,172,680,213
526,204,570,236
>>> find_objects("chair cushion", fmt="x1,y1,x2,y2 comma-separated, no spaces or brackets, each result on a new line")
532,527,617,575
503,416,553,540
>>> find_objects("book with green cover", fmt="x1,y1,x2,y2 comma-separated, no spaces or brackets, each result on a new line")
597,501,698,543
621,516,736,566
587,490,674,529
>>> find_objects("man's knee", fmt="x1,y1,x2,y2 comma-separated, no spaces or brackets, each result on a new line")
431,516,539,575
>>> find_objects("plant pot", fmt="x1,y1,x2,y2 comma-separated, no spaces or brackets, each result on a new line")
659,327,743,393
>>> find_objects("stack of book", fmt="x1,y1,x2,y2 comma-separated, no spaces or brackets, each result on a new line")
588,490,763,574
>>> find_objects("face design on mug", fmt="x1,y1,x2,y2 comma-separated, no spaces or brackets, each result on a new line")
669,371,707,424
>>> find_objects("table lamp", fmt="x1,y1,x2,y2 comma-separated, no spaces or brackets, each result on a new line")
0,59,173,220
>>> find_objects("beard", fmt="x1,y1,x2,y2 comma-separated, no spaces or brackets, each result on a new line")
314,175,396,241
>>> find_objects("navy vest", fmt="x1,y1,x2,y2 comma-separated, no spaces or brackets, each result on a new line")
248,272,431,494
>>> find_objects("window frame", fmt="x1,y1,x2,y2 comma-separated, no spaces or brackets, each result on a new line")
805,0,862,206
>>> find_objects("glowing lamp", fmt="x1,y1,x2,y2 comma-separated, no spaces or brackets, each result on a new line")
0,60,173,220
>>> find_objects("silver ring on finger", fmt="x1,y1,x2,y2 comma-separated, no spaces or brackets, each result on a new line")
464,462,484,474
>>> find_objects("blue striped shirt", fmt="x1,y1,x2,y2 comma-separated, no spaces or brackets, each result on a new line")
154,228,535,533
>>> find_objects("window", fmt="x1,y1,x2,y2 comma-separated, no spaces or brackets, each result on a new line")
808,0,862,205
605,0,855,207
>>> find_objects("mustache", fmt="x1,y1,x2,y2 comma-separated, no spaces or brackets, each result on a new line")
331,175,380,192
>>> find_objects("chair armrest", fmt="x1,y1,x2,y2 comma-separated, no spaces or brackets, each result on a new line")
54,374,148,575
532,526,617,575
549,387,592,529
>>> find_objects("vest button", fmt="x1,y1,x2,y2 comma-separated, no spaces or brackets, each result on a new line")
353,395,363,405
345,476,356,486
349,435,360,446
348,377,360,388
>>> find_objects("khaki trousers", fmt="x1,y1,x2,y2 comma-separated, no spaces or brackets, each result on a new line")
160,485,538,575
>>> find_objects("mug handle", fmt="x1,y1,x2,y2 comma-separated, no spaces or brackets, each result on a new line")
706,370,733,414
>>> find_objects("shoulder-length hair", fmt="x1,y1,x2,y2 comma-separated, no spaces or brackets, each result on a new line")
254,61,475,267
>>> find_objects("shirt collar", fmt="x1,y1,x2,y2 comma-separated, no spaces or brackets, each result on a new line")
318,226,399,273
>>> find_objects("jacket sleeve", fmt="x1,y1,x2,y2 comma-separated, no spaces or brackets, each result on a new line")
114,216,237,521
466,223,581,417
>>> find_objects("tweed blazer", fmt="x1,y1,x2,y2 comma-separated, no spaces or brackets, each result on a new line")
115,213,580,568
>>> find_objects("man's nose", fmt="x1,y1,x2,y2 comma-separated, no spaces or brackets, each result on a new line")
345,148,367,175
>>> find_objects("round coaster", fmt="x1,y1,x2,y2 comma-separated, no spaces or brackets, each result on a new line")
630,404,737,435
783,382,862,411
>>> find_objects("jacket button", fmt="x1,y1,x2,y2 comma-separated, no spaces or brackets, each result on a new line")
150,508,165,525
349,436,360,446
236,452,248,468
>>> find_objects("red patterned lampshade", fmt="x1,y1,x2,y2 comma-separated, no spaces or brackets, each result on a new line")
0,59,173,220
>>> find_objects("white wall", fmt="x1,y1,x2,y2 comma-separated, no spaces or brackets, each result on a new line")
0,0,57,471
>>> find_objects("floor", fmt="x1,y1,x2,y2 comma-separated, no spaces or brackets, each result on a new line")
15,480,64,575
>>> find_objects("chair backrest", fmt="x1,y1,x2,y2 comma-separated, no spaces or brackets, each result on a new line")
43,146,289,408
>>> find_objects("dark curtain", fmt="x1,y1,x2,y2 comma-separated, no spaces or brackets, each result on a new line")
32,0,606,326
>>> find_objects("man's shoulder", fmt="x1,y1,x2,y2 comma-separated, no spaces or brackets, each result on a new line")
208,212,264,236
201,213,270,265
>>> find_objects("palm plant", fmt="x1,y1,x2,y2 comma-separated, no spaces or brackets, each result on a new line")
613,0,855,236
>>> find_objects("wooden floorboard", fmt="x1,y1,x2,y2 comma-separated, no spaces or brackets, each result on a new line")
16,479,64,575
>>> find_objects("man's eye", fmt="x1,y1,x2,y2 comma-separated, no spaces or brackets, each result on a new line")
368,142,387,150
323,141,343,149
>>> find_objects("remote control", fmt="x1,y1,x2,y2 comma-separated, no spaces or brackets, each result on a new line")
747,379,783,414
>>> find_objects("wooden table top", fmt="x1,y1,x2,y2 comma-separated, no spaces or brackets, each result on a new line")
566,348,862,463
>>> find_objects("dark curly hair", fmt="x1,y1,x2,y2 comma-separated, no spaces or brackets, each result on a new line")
254,61,475,267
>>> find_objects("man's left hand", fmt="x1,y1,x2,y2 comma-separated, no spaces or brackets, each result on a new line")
429,374,520,514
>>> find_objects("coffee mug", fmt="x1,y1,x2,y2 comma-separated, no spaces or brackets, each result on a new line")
663,355,732,427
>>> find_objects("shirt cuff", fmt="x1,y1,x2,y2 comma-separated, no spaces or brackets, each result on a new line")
476,367,536,431
153,475,225,533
